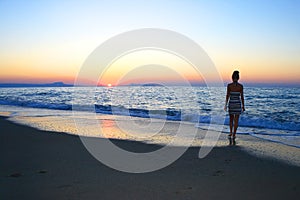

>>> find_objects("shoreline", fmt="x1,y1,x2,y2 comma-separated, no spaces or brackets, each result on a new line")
2,105,300,167
1,116,299,199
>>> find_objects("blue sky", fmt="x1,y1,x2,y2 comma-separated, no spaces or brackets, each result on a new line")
0,0,299,84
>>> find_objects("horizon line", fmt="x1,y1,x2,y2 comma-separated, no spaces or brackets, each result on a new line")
0,81,299,88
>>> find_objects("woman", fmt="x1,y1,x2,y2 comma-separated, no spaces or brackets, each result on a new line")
224,71,245,141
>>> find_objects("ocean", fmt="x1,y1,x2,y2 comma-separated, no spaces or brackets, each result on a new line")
0,86,299,165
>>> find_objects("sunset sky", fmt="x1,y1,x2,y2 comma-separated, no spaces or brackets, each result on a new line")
0,0,299,85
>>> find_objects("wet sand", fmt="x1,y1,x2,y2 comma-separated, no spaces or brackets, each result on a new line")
1,116,299,200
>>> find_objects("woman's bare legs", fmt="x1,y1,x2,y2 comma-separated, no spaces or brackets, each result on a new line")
233,114,240,137
229,114,234,136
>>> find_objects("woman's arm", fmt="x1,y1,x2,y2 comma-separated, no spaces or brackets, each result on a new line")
241,85,245,111
224,84,230,111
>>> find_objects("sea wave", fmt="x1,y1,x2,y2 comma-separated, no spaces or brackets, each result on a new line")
0,98,299,133
196,123,300,148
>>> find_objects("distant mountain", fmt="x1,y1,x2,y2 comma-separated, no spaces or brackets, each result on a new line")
0,82,73,87
125,83,166,87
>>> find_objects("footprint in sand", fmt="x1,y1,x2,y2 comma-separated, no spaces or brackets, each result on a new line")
9,172,22,178
175,186,193,194
38,170,48,174
213,170,225,176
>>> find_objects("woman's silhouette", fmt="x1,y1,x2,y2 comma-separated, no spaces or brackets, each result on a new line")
224,71,245,143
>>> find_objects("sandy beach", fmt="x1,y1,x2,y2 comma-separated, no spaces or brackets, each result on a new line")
1,116,299,200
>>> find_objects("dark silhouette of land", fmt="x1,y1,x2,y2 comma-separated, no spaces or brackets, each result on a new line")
0,82,73,88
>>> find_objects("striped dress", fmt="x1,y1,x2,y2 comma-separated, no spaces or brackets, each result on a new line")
228,91,242,115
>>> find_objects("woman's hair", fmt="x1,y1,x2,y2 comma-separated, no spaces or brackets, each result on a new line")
232,70,239,81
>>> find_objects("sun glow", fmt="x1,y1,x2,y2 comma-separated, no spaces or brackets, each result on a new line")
99,50,204,86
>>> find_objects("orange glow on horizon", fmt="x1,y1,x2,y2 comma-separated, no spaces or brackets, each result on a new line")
0,75,75,84
1,49,299,86
1,69,300,86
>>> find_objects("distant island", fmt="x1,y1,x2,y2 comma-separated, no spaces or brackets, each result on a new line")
0,82,73,88
126,83,164,87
